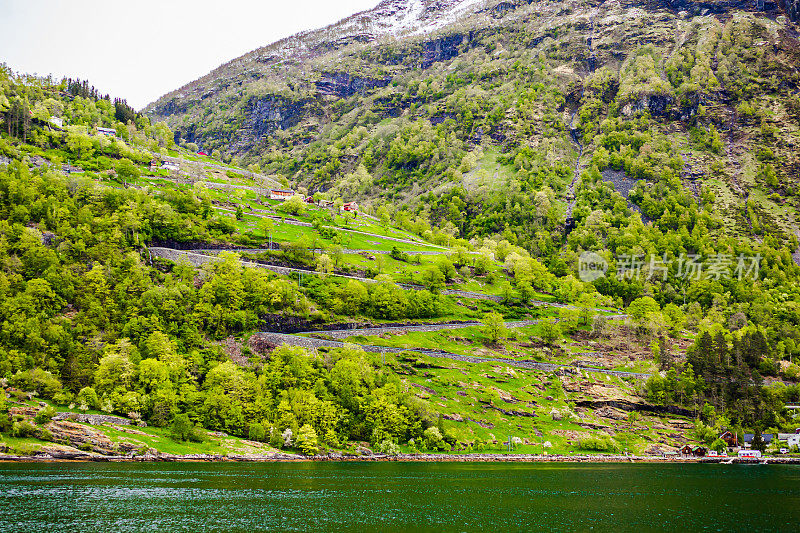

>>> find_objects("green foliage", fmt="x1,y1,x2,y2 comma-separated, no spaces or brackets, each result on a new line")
248,422,266,442
538,319,561,345
296,424,319,456
9,369,62,399
277,195,306,216
577,435,621,453
482,311,506,343
170,413,192,441
33,406,56,425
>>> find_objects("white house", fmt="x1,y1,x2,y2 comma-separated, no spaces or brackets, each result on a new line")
49,116,63,128
779,433,800,448
97,127,116,137
270,188,294,201
160,161,180,172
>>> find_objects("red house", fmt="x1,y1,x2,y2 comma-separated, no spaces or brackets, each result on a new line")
197,151,208,156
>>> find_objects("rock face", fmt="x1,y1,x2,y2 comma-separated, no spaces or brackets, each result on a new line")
245,96,312,137
316,72,391,98
422,33,469,68
52,413,138,426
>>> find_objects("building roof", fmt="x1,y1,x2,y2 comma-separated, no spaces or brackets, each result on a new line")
270,188,294,194
743,433,774,443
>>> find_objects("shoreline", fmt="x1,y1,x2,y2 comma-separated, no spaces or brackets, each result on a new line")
3,452,799,464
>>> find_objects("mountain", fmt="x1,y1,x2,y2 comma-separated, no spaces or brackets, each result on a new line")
3,2,800,460
147,0,800,252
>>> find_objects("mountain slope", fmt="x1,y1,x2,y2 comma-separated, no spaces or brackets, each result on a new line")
146,1,800,250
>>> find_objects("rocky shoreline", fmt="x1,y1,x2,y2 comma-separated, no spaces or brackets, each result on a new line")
3,451,799,464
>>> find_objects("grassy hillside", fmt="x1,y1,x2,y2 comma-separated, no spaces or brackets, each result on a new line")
2,2,800,459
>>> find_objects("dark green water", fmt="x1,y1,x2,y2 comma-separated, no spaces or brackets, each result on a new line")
1,462,798,532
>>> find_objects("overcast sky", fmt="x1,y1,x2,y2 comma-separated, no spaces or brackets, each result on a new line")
0,0,379,110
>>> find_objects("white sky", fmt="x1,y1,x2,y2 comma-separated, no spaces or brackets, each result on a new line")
0,0,380,110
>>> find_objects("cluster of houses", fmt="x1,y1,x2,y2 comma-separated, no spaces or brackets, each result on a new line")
268,188,358,213
678,428,800,459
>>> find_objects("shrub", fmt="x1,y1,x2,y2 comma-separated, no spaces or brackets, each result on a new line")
423,426,448,451
377,439,401,456
34,406,56,425
11,421,37,438
248,422,266,442
577,435,621,453
52,391,74,406
170,413,204,442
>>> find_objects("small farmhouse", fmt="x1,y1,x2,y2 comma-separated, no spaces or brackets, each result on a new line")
341,201,358,212
161,161,180,171
680,445,706,457
718,431,738,448
270,189,294,201
97,126,116,137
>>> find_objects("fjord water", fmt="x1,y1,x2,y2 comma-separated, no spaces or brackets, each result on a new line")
1,462,798,532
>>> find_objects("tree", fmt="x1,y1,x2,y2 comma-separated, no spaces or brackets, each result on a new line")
66,132,94,159
115,158,139,188
77,387,99,410
374,254,386,274
751,429,766,452
259,217,275,247
539,319,561,345
482,311,506,343
279,195,306,216
436,257,456,282
710,438,727,453
628,296,660,321
576,293,597,326
296,424,319,456
517,280,534,303
423,266,445,292
316,254,333,278
170,414,192,440
627,411,640,430
248,422,266,442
